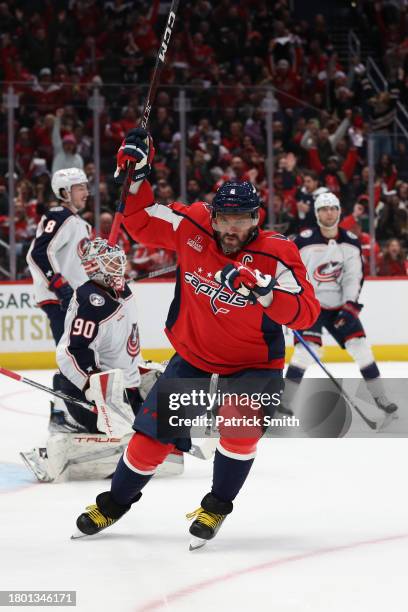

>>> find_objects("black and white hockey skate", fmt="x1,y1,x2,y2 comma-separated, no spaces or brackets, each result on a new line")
49,402,87,434
187,492,233,551
375,398,398,415
375,397,398,432
72,491,141,539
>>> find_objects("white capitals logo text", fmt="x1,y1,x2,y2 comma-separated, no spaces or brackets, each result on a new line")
184,270,247,314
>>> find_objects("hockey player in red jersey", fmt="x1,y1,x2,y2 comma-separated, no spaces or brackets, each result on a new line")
73,128,320,548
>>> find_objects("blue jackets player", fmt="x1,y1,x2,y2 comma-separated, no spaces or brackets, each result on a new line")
72,128,320,548
26,168,91,430
27,168,91,342
283,191,398,417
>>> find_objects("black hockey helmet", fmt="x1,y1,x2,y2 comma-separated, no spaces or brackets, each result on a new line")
211,181,260,218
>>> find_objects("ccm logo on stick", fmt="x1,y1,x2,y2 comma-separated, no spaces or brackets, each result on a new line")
159,11,176,61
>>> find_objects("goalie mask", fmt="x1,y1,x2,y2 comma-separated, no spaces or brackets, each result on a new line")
80,238,127,291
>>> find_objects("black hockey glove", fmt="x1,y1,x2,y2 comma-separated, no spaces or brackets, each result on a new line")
115,128,155,185
49,273,73,312
333,301,363,334
215,262,276,307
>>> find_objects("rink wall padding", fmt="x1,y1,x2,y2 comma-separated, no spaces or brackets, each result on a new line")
0,279,407,369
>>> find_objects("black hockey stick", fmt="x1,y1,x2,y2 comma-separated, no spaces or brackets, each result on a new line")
108,0,180,246
0,366,95,412
292,331,378,430
133,264,177,281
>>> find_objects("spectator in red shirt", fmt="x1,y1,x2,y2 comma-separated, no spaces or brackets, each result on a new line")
29,68,62,114
132,0,160,55
378,238,408,276
271,59,302,109
15,178,40,225
188,32,216,77
74,36,104,71
32,113,54,164
340,197,369,233
15,127,35,177
222,121,244,154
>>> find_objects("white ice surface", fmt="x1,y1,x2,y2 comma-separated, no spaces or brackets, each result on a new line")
1,364,407,612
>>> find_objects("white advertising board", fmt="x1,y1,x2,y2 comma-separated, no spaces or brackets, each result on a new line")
0,279,407,368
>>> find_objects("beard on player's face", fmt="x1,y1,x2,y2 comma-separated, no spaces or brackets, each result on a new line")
216,229,252,254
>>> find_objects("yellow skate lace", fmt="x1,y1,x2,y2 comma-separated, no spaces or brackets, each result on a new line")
85,504,115,529
186,507,224,529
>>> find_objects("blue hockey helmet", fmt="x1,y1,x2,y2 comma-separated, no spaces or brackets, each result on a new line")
212,181,260,217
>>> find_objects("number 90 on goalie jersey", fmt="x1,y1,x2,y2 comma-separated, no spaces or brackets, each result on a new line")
56,280,142,391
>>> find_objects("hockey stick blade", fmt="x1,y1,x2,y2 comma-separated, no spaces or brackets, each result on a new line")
292,331,379,430
376,412,399,433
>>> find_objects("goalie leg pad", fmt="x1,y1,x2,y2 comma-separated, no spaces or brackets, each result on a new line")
21,433,129,482
124,432,175,475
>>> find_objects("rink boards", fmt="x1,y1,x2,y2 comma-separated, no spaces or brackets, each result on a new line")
0,278,407,369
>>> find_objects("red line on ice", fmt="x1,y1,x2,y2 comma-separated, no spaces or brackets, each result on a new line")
0,389,47,418
136,532,408,611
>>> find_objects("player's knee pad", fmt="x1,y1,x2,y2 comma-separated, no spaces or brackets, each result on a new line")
125,432,175,475
218,437,259,460
345,337,375,369
291,342,322,370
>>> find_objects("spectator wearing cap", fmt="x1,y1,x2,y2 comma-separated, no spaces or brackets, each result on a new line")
378,238,408,276
29,68,62,114
52,108,84,173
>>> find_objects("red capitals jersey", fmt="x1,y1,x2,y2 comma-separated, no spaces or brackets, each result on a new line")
124,182,320,374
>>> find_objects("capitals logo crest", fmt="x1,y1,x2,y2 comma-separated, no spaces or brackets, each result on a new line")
126,323,140,361
187,234,204,253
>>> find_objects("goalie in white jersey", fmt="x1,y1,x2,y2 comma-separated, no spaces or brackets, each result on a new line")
284,191,398,416
21,238,181,481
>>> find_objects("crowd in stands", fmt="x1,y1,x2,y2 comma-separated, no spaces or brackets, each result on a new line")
0,0,407,279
